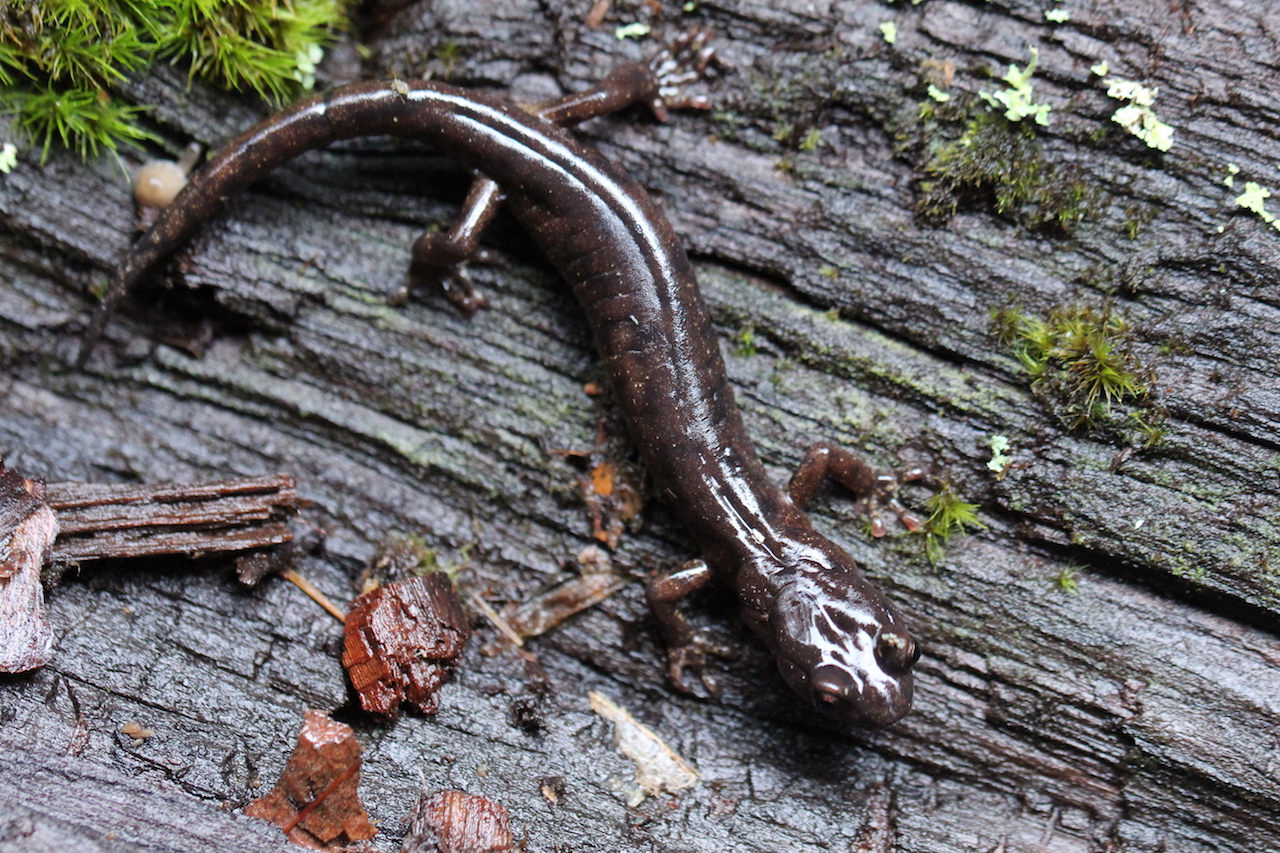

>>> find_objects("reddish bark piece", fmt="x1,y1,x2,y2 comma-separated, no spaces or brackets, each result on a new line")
342,573,470,719
0,465,57,672
245,710,377,849
400,790,513,853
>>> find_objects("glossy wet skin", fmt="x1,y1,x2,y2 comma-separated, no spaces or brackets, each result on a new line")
82,42,920,725
765,562,917,727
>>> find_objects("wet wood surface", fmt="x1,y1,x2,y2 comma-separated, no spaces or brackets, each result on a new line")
1,1,1277,851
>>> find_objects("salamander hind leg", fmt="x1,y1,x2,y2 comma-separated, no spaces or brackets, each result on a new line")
645,559,737,697
393,176,504,315
788,440,926,538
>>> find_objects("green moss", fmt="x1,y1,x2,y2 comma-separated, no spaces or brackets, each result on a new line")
711,49,850,160
431,41,463,76
732,324,758,357
798,126,824,152
916,109,1100,231
1052,564,1080,593
992,302,1163,440
922,483,986,565
1120,204,1157,240
1,0,350,160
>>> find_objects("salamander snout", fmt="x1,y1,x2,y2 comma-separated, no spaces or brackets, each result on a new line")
768,565,919,728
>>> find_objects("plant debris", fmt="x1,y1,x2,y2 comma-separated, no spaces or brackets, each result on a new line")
0,465,57,672
400,789,514,853
342,540,471,719
246,710,377,849
480,545,630,654
589,690,697,805
46,472,301,570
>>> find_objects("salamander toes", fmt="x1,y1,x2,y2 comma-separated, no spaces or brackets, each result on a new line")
646,28,718,118
666,635,737,698
398,233,493,315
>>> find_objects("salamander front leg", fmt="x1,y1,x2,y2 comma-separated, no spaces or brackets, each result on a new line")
394,176,504,315
646,559,736,696
788,441,926,537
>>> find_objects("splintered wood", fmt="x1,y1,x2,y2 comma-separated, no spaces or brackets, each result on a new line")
246,710,377,849
401,789,514,853
47,473,301,564
0,467,57,672
342,572,471,719
588,690,697,804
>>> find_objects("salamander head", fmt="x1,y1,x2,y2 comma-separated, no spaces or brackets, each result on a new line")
763,548,919,728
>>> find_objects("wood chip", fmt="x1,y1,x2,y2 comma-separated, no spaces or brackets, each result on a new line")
46,473,301,565
0,466,57,672
245,710,377,849
342,573,470,719
588,690,697,802
401,789,513,853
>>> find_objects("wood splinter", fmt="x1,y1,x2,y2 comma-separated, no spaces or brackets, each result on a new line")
0,462,302,673
46,471,302,570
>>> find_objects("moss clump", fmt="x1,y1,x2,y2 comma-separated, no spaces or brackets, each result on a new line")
992,302,1162,439
732,324,758,357
916,110,1099,231
1051,564,1080,593
0,0,349,160
922,483,985,565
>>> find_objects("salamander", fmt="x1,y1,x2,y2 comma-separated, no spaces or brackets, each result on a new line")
79,33,922,728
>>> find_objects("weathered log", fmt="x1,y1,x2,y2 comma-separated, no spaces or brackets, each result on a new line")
0,1,1277,851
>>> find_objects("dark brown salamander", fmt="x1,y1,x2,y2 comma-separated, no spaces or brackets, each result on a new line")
80,34,922,727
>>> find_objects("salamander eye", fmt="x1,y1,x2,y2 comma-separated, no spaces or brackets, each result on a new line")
875,630,920,674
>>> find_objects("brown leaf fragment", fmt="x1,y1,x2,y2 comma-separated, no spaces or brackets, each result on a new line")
501,545,629,640
342,573,470,719
246,710,377,849
0,465,57,672
400,790,513,853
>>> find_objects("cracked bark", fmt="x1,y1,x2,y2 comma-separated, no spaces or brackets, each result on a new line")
1,2,1277,852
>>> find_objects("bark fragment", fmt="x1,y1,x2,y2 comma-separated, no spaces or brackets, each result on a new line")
0,466,56,672
246,710,378,850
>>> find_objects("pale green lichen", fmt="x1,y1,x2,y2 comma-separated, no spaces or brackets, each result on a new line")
1090,60,1109,76
1104,77,1174,151
615,22,651,40
293,43,323,90
987,434,1011,474
980,47,1052,126
879,21,898,44
927,83,951,102
0,142,15,173
1224,162,1239,188
1234,181,1280,231
1045,8,1069,22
